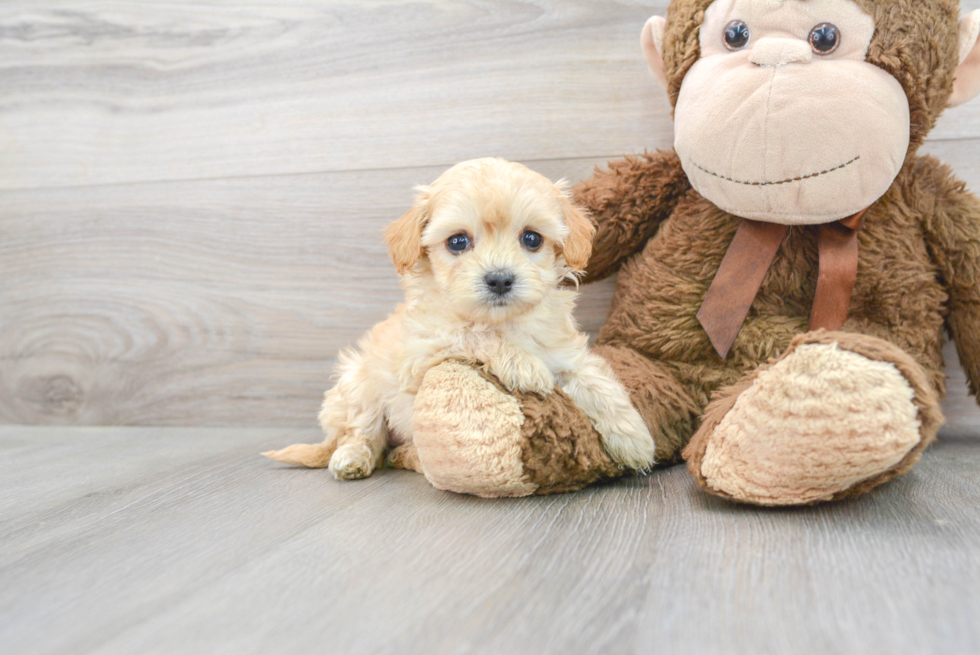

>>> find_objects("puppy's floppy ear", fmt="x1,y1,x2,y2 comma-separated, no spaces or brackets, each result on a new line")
384,186,431,275
556,182,596,272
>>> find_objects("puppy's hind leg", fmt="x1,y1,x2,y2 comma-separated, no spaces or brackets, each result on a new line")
265,351,389,480
262,386,346,469
387,442,423,473
561,352,656,471
325,353,392,480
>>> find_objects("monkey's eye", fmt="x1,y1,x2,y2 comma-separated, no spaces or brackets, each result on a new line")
809,23,840,55
521,230,543,251
446,233,471,254
723,20,750,51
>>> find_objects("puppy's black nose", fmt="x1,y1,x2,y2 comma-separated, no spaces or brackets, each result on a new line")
485,271,515,296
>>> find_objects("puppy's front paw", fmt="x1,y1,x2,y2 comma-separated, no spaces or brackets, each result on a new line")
490,357,555,395
329,443,376,480
600,410,656,472
397,362,425,395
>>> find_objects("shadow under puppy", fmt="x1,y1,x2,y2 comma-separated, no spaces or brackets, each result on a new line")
264,158,655,480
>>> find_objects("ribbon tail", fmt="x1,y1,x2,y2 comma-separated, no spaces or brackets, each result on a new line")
697,219,789,359
809,222,862,331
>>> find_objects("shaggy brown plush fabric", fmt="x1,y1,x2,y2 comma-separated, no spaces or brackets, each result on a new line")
577,153,978,471
578,151,692,282
467,368,622,495
515,387,623,495
913,156,980,399
413,361,623,496
568,0,978,503
413,0,979,504
661,0,961,153
590,344,700,464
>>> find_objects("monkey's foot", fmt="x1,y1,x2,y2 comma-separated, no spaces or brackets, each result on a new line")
683,331,943,506
412,360,623,498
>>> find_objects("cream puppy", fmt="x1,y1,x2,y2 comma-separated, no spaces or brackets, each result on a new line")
264,158,655,479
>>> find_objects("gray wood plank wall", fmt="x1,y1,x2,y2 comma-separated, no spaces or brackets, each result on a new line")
2,0,980,427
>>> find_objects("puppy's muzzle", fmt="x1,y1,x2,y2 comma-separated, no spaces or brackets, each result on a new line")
484,270,515,297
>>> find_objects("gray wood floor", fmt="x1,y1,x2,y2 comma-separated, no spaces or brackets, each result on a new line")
2,425,979,655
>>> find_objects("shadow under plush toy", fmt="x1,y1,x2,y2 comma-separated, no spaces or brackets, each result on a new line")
401,0,980,505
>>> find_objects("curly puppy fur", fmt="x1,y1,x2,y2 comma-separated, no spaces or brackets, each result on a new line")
265,158,656,479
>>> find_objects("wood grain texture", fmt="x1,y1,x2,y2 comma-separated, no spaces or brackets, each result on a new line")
0,158,616,425
0,426,978,655
1,0,977,191
4,149,979,427
1,0,980,428
0,0,677,190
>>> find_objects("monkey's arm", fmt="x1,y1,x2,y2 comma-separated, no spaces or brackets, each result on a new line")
574,150,690,282
917,156,980,401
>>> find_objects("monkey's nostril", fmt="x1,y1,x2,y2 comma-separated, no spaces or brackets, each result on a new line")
485,271,515,296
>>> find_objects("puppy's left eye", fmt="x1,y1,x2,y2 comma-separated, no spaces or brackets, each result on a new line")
521,230,543,251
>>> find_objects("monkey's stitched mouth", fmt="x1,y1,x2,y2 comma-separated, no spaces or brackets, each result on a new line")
692,156,861,187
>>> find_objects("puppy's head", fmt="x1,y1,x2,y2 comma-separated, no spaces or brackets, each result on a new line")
384,158,594,323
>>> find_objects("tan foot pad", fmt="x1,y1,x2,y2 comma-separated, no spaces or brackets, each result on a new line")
413,360,537,498
699,343,923,505
412,360,621,498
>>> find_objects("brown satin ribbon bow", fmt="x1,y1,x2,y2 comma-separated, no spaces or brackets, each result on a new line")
696,209,868,360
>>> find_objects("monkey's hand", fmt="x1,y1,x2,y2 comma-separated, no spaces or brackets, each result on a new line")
918,156,980,403
575,150,690,283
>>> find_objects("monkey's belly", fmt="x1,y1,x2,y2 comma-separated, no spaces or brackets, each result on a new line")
596,198,947,391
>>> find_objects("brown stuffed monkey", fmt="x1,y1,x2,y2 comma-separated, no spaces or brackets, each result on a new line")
404,0,980,505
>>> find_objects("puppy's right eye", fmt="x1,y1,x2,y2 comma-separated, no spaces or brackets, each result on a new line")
446,233,471,254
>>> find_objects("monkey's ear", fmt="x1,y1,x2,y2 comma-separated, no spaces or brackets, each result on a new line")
641,16,668,93
384,187,431,275
557,187,596,272
949,10,980,107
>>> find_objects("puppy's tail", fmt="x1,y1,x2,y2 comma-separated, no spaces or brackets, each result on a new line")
262,442,334,468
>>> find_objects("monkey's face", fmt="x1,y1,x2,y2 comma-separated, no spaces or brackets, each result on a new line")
673,0,910,225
